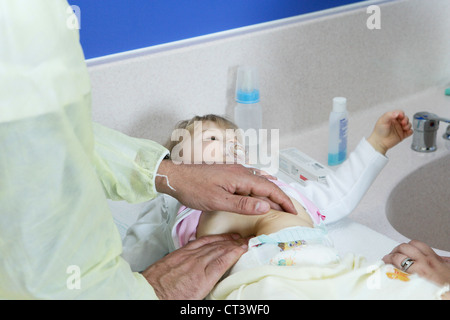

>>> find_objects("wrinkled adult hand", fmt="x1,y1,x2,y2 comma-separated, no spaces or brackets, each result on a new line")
156,160,297,215
382,240,450,287
141,234,248,300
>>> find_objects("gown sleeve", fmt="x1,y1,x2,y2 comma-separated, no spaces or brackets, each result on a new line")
0,0,162,299
93,122,169,204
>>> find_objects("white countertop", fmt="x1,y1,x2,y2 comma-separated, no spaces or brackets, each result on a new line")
278,86,450,256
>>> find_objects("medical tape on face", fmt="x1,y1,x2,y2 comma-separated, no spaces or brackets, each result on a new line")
226,141,246,163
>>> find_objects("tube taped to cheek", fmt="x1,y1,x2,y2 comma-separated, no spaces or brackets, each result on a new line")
226,141,246,164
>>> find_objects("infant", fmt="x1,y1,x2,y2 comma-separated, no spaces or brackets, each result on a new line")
122,113,450,299
164,112,412,271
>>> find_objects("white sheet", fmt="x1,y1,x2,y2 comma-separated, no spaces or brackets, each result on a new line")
327,218,398,263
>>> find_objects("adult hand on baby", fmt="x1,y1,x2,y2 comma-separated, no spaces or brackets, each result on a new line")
382,240,450,288
156,160,297,215
367,110,413,155
141,234,248,300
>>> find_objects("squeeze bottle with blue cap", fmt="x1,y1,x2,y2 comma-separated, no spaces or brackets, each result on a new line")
328,97,348,166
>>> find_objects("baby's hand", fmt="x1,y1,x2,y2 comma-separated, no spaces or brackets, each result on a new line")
367,110,413,155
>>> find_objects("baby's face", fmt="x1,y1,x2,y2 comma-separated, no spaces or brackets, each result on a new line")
176,121,244,164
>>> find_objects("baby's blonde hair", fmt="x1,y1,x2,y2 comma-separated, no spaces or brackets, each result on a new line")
165,114,239,155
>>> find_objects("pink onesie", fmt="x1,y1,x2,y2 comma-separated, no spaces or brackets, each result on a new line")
174,179,325,248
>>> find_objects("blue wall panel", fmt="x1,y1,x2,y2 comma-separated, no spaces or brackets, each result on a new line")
68,0,366,59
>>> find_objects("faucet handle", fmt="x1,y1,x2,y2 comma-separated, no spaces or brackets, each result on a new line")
413,112,440,132
411,112,440,152
421,112,450,124
412,112,450,152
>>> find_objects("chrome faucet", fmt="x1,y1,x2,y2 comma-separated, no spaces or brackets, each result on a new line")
444,125,450,141
411,112,450,152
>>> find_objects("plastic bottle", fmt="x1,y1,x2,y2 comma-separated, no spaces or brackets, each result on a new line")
328,97,348,166
234,66,262,163
234,66,262,131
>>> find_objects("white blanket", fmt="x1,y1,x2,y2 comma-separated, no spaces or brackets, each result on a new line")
327,217,399,264
207,254,445,300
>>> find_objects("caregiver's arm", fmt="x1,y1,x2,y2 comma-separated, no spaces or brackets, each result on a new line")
155,160,297,215
383,240,450,299
142,234,248,300
0,0,160,299
93,122,169,203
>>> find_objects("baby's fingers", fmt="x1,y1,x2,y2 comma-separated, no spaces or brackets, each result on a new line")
397,112,413,136
391,110,413,136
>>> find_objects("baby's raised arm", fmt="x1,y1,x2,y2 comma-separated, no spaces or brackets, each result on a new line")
366,110,413,155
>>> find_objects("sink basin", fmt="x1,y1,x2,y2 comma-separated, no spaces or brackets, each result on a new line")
386,155,450,252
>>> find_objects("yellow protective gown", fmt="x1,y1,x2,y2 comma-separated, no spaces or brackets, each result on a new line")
0,0,168,299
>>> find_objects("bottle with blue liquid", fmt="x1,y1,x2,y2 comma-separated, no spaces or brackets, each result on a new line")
234,66,262,164
328,97,348,166
234,66,262,133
